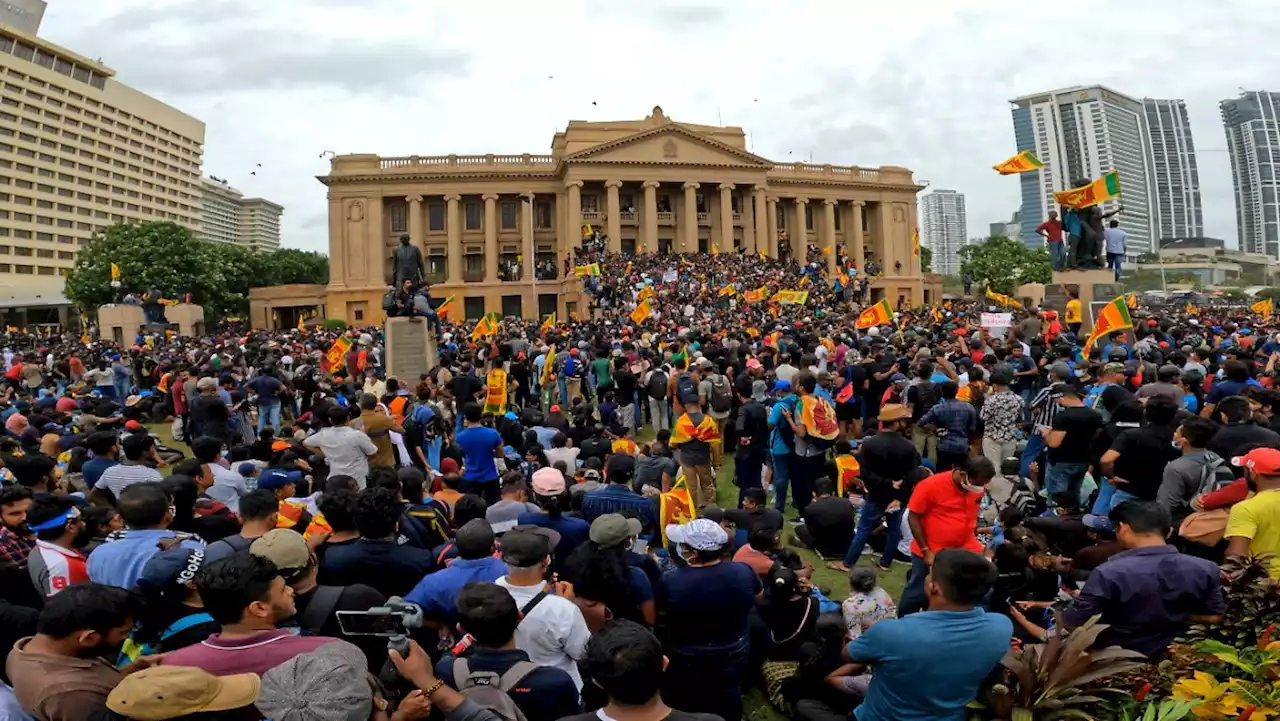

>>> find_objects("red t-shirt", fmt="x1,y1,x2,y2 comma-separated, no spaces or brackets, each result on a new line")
1037,219,1064,242
907,471,983,557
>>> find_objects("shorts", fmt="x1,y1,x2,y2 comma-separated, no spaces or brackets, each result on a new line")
836,401,858,422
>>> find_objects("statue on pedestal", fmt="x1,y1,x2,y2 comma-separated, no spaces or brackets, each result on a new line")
391,234,425,289
1062,178,1123,270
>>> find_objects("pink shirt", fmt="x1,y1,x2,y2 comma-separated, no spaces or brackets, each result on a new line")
162,630,339,676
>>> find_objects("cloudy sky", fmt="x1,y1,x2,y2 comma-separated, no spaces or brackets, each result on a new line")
39,0,1280,253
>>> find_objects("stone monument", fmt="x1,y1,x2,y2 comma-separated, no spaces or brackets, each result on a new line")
164,303,205,337
97,304,145,345
385,316,439,381
1045,269,1119,334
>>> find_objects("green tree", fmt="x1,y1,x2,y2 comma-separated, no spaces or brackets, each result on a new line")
957,236,1051,294
919,245,933,274
263,248,328,286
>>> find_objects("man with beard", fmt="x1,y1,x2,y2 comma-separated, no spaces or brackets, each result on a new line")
6,583,146,720
0,486,41,609
26,496,89,598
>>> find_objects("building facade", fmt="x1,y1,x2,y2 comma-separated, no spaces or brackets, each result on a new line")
1144,98,1204,241
989,210,1021,242
0,23,205,300
1221,90,1280,258
921,189,966,275
1010,85,1156,259
0,0,45,35
316,107,929,327
198,176,283,250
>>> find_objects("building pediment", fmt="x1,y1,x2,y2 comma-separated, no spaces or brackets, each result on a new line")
561,123,772,168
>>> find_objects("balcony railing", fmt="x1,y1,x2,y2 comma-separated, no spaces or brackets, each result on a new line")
582,211,603,222
498,265,522,282
732,212,742,223
462,269,485,282
770,162,882,181
378,153,556,170
620,212,637,224
657,211,674,224
534,265,559,281
697,212,710,225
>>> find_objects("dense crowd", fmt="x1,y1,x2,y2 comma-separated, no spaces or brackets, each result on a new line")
0,244,1277,721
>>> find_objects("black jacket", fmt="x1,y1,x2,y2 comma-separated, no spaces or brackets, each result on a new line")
856,431,921,505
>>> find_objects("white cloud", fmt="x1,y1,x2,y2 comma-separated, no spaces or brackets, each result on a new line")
38,0,1280,252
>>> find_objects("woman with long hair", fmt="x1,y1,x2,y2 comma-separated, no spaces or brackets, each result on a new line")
517,467,589,571
759,550,819,662
562,514,656,631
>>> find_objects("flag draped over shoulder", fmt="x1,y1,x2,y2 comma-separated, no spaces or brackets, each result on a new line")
630,301,651,325
1083,296,1134,351
992,150,1045,175
436,295,456,318
985,288,1023,309
483,368,508,416
325,336,352,375
1054,171,1121,209
1252,297,1274,321
797,395,839,444
770,290,809,305
855,299,894,329
670,412,722,446
659,479,696,545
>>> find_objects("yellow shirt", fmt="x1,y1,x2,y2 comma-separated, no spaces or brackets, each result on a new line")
1225,489,1280,577
1065,299,1083,324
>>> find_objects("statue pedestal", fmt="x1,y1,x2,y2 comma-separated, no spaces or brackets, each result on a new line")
385,317,439,382
1046,269,1120,334
97,304,145,346
164,303,205,337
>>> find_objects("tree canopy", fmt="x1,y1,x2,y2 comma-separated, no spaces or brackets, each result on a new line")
958,236,1051,294
919,245,933,274
65,221,327,319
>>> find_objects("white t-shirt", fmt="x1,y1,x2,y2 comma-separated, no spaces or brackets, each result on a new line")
304,426,377,486
494,577,591,689
545,447,581,472
814,345,829,371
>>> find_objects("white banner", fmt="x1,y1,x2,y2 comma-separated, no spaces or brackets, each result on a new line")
662,270,679,283
980,312,1013,328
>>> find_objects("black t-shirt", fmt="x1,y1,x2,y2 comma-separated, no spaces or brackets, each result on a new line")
613,369,637,403
449,374,483,404
579,435,612,464
1100,384,1135,413
1110,424,1179,499
866,362,893,410
1048,406,1104,463
723,506,783,534
842,365,868,402
801,497,856,558
904,382,937,422
736,400,770,450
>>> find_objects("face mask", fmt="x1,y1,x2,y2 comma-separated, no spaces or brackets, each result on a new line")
961,482,984,494
1171,441,1182,450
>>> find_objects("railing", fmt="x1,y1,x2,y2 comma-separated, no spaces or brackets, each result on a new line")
656,211,674,223
498,266,523,282
619,212,637,223
425,272,448,285
771,162,881,180
378,153,557,170
697,212,710,224
582,211,603,222
732,212,742,223
462,269,485,282
534,266,559,281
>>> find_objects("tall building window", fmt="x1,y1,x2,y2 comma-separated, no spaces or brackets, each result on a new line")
500,201,517,229
428,203,445,231
388,202,408,233
465,202,482,230
535,201,552,229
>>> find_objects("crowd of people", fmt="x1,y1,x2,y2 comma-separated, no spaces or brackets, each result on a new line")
0,243,1277,721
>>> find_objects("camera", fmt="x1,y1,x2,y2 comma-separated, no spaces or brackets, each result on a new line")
339,597,423,658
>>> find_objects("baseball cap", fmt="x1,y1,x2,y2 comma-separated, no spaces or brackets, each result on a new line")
123,420,142,431
1232,447,1280,475
237,462,257,478
249,529,311,574
196,376,217,391
531,466,566,495
1048,362,1073,380
890,372,908,384
589,513,642,549
257,468,303,491
500,526,561,567
456,519,496,559
665,518,729,551
137,546,206,592
439,458,460,475
773,378,792,391
1103,362,1126,374
107,666,260,721
746,358,762,370
1081,514,1114,535
256,641,373,721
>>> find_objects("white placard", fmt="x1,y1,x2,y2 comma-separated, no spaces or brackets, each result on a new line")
980,312,1013,328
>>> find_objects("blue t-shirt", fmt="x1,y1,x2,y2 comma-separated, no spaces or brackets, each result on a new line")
655,561,762,647
87,529,205,589
848,608,1012,720
456,425,502,483
247,375,283,403
82,457,119,490
1207,378,1250,405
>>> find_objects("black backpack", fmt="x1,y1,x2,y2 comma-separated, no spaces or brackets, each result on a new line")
708,375,732,413
647,370,668,400
910,382,938,418
676,373,699,406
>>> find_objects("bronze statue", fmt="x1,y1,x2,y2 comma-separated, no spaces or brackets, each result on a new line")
1061,178,1122,270
391,234,425,289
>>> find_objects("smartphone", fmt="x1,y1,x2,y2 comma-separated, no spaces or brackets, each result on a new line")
335,610,409,637
631,538,649,555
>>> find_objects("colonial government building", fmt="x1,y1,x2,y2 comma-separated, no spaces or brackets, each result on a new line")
257,107,934,328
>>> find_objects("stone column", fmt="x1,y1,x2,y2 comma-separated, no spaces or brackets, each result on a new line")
521,193,535,282
483,193,498,282
407,195,423,250
752,186,768,256
766,197,778,258
851,200,866,271
792,198,808,260
908,199,920,277
822,199,838,276
742,192,756,254
718,183,735,253
566,180,583,252
328,197,346,287
642,181,660,254
445,194,461,283
682,182,699,252
605,179,622,254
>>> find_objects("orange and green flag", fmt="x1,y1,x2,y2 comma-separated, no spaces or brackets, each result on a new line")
985,288,1023,309
1054,171,1121,209
1251,297,1274,321
630,300,651,325
435,294,456,318
992,150,1045,175
855,299,894,329
1083,296,1134,351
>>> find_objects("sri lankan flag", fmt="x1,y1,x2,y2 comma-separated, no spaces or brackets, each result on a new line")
835,270,850,291
637,287,655,303
541,345,556,385
471,312,500,341
659,479,695,545
435,294,456,318
992,150,1045,175
670,411,722,445
325,336,352,376
630,300,651,325
912,228,920,258
985,288,1023,309
765,331,781,348
931,306,944,323
1125,292,1137,310
1252,297,1274,321
1083,296,1134,351
718,284,736,297
1055,171,1121,209
770,290,809,304
110,263,121,281
743,286,768,303
575,263,601,277
1185,301,1197,316
855,299,893,329
540,312,556,333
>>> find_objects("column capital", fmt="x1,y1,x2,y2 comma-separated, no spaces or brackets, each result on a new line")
604,179,624,189
564,180,584,189
853,200,867,207
718,183,736,192
682,181,700,191
642,180,662,189
793,196,808,204
753,184,768,194
823,198,838,206
406,195,423,204
766,196,778,205
444,194,461,203
521,192,536,201
482,192,499,202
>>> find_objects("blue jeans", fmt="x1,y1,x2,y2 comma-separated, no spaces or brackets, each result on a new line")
257,400,282,433
1020,432,1046,478
1049,241,1066,270
1107,252,1123,281
898,554,930,616
1091,480,1140,516
770,453,792,512
1044,461,1088,508
842,499,902,568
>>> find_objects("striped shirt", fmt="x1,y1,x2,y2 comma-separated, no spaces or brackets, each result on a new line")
1029,383,1065,429
94,462,164,498
28,540,89,597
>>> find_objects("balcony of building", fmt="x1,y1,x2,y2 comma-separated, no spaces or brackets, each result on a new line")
620,211,637,225
657,211,674,225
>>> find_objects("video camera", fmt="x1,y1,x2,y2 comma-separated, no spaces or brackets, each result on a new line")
335,596,423,658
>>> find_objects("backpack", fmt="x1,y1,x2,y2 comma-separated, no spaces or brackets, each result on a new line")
647,370,668,400
708,374,732,413
117,612,214,667
451,657,538,721
563,356,580,378
675,373,699,406
400,502,453,551
299,586,344,636
1084,383,1113,423
1191,451,1235,498
909,382,938,418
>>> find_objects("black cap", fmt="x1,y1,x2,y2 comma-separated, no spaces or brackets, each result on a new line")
455,519,496,560
605,453,635,484
500,526,560,567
